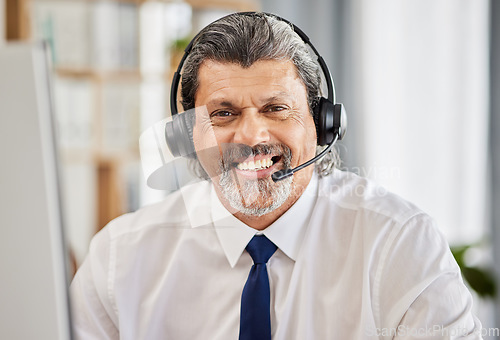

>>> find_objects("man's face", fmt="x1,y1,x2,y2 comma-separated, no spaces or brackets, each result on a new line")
192,59,317,217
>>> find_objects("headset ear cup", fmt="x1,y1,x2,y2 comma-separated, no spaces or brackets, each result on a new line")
315,97,334,146
314,98,347,145
312,98,321,136
334,103,347,141
181,113,196,158
165,113,196,158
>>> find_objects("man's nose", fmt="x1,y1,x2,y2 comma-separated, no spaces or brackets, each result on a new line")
233,113,271,147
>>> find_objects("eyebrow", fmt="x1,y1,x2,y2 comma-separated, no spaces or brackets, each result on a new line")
262,92,294,103
207,92,294,108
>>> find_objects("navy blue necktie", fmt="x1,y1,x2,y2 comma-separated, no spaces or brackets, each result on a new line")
239,235,278,340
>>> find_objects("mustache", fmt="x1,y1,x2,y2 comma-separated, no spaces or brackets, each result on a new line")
219,143,292,171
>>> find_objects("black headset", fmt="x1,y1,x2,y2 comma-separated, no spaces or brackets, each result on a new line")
165,12,347,180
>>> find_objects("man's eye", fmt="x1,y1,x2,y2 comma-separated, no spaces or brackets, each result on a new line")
211,110,233,118
263,105,291,119
264,105,287,113
210,111,236,125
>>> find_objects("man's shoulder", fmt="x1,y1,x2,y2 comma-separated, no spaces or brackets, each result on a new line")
103,180,212,239
317,169,425,226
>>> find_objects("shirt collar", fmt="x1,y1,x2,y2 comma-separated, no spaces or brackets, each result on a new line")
213,173,319,268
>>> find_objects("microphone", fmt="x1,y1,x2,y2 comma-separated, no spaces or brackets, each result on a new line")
271,134,339,182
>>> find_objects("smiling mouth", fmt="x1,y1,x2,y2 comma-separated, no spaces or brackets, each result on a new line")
234,156,281,171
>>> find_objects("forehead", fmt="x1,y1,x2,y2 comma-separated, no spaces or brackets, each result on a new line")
195,60,307,105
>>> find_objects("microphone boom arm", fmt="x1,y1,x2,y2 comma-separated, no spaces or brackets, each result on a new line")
271,134,339,182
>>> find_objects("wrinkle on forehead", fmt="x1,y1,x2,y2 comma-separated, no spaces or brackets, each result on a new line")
195,60,307,108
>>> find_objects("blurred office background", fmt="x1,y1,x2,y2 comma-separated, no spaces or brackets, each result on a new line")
2,0,499,332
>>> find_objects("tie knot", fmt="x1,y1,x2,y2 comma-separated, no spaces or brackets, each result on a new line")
246,235,277,264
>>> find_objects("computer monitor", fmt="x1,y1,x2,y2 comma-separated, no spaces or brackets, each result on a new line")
0,43,73,340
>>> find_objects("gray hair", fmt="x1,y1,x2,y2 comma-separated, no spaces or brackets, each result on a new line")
180,12,340,178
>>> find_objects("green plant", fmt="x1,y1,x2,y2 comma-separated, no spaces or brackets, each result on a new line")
171,37,192,53
450,243,496,299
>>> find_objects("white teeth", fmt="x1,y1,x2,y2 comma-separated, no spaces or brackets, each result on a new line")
237,158,273,171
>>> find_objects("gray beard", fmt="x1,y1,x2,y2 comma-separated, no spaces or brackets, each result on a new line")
218,144,293,217
219,172,293,217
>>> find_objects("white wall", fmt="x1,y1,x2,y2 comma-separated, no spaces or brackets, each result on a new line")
0,43,72,340
351,0,490,246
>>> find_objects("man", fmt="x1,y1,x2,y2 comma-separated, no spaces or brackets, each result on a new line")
71,12,482,339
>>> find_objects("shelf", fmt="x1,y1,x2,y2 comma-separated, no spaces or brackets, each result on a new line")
26,0,258,9
29,0,144,3
185,0,259,11
60,148,139,164
55,67,143,81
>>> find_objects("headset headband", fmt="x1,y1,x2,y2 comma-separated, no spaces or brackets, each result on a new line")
169,11,336,116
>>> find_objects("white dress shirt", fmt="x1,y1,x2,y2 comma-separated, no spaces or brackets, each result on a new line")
71,170,482,339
